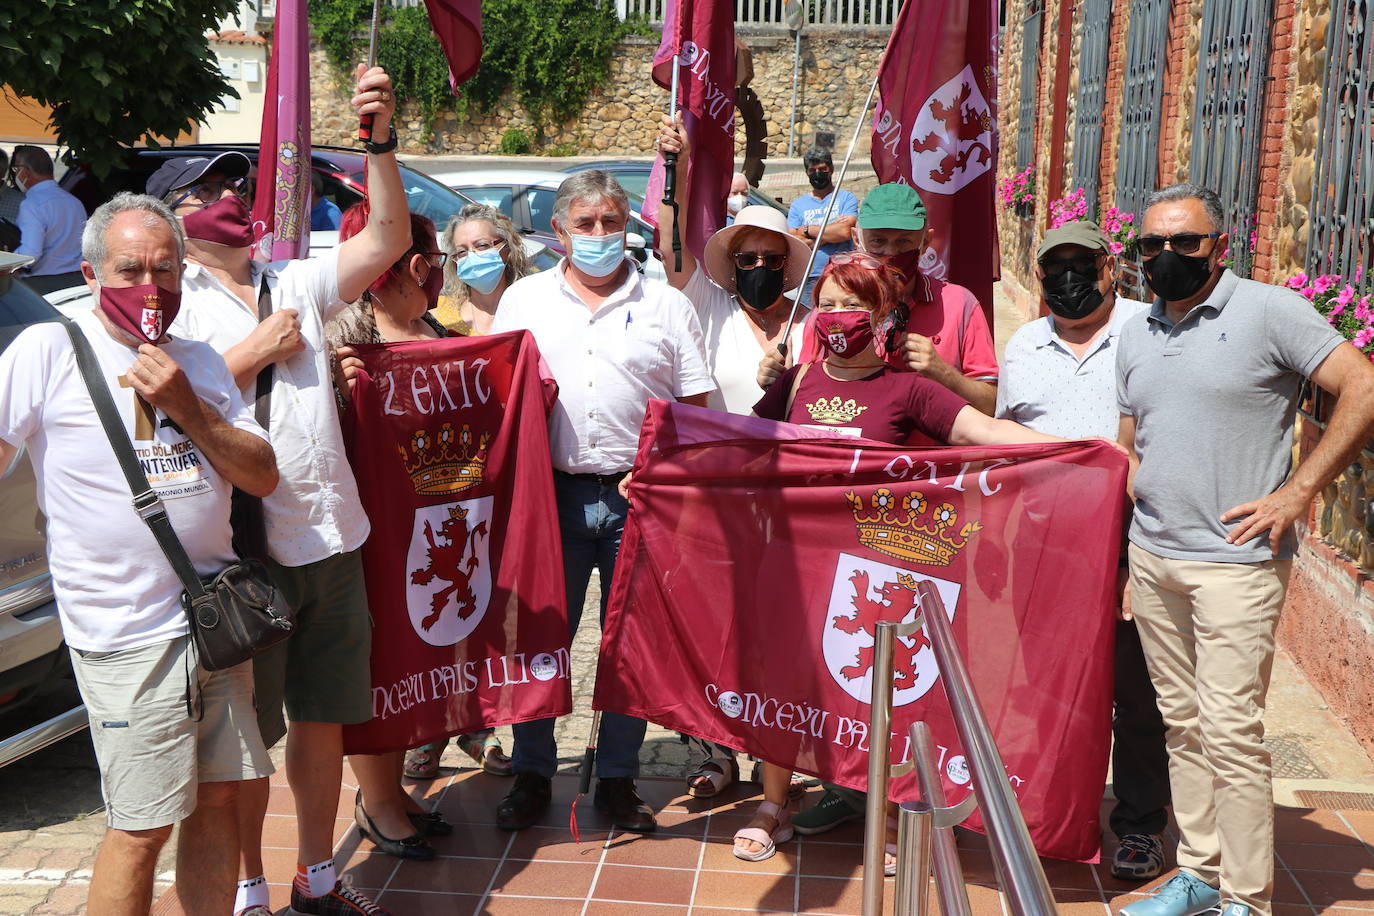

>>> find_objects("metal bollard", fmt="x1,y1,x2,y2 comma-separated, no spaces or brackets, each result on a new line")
862,620,898,916
911,721,974,916
893,800,933,915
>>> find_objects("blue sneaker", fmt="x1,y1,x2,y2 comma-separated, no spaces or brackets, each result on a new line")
1120,873,1221,916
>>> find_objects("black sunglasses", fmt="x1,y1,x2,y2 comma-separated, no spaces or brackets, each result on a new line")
1138,232,1220,258
1039,253,1105,276
733,251,787,271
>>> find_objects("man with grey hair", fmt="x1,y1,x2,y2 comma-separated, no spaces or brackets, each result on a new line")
12,144,86,293
491,168,714,832
1118,183,1374,916
0,192,278,915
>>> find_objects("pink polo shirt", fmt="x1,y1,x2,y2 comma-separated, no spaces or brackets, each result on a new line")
797,271,999,381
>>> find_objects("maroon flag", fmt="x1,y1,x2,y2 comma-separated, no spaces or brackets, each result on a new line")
641,0,737,262
870,0,999,312
341,333,570,755
596,402,1125,862
422,0,483,92
251,0,310,261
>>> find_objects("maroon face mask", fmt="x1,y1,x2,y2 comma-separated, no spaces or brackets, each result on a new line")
883,248,923,283
182,195,253,248
100,283,182,344
815,308,876,358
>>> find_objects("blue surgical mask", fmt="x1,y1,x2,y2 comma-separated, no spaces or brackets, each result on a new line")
568,231,626,278
455,247,506,295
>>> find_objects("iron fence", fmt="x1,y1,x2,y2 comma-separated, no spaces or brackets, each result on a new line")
1070,0,1113,219
1115,0,1171,223
1310,1,1374,285
1189,0,1272,278
613,0,904,26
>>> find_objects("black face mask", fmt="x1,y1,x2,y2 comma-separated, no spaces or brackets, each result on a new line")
807,170,832,191
735,265,786,310
1142,248,1216,303
1041,267,1105,320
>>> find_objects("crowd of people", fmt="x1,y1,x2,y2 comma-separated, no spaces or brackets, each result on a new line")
1,64,1373,916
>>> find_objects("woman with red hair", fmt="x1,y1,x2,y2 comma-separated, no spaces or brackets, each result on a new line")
738,252,1061,866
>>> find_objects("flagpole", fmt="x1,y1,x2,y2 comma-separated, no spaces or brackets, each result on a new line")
777,70,881,359
359,0,382,143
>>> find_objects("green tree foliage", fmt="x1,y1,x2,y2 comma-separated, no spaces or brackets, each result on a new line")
310,0,643,141
0,0,241,177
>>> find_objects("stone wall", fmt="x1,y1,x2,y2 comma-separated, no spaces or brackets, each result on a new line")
1274,1,1328,283
309,28,889,160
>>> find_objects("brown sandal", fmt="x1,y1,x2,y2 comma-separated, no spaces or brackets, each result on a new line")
687,755,739,798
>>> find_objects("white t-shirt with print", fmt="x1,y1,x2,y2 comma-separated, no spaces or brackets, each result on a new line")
0,311,268,652
169,248,369,568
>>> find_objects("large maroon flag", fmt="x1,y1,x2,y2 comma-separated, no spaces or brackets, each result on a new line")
641,0,737,262
421,0,483,93
341,333,570,755
596,402,1125,862
251,0,310,261
870,0,999,314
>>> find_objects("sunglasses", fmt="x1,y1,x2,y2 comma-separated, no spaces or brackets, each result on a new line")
1039,253,1105,276
1138,232,1220,258
732,251,787,271
170,177,250,210
828,251,887,271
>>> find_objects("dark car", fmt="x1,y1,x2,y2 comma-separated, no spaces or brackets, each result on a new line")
0,252,87,768
561,159,789,213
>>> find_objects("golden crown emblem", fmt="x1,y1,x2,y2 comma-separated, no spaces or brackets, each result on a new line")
846,488,982,567
807,395,868,425
396,423,490,496
143,293,160,309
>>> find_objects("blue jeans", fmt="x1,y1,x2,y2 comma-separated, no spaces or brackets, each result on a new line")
511,473,646,779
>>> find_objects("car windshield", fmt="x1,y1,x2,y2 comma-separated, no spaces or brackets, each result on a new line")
612,171,651,200
350,166,471,229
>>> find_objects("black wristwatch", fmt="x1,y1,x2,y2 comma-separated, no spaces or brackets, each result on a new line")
365,125,398,155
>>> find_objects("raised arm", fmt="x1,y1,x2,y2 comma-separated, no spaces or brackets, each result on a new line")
654,113,699,290
335,65,413,304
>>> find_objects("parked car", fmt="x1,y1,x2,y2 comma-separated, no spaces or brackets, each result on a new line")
562,159,789,214
428,168,665,282
56,144,560,275
0,252,85,768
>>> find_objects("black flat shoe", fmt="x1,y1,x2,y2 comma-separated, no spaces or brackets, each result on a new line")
594,777,657,833
408,809,453,837
354,793,436,861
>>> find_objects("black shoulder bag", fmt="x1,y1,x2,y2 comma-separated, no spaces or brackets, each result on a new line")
63,319,294,671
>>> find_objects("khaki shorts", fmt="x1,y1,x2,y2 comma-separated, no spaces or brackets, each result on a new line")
254,549,374,747
71,636,274,831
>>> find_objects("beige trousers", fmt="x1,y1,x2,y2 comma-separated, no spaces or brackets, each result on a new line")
1127,543,1292,915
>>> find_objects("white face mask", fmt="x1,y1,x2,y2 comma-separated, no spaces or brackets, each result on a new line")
727,193,748,215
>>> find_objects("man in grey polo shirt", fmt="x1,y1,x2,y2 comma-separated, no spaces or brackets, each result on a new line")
1117,184,1374,916
997,220,1169,883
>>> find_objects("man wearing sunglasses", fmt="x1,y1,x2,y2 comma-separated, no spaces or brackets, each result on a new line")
1117,185,1374,916
997,221,1169,883
11,144,87,294
148,65,413,916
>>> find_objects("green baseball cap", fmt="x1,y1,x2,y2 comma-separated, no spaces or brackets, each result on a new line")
858,183,928,230
1036,220,1112,260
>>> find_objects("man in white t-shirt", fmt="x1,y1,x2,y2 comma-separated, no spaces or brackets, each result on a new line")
491,169,714,834
0,193,278,915
150,66,413,916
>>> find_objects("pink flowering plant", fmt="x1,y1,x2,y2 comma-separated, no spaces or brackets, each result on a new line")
999,164,1035,215
1100,206,1138,258
1048,187,1088,228
1286,271,1374,361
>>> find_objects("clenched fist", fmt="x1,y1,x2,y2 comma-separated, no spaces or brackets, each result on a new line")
251,308,305,365
757,345,792,390
124,345,198,421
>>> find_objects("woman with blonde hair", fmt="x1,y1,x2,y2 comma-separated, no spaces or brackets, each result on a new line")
432,202,533,335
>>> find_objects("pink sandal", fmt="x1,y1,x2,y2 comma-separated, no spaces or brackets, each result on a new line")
732,800,794,862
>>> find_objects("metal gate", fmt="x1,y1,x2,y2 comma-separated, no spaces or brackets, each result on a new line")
1070,0,1114,218
1310,1,1374,285
1189,0,1273,278
1115,0,1171,221
1016,1,1045,170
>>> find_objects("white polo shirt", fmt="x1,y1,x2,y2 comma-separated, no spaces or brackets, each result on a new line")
492,258,714,474
169,248,369,567
682,267,807,415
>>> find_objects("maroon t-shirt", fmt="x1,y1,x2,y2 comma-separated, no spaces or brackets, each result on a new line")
753,363,968,445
